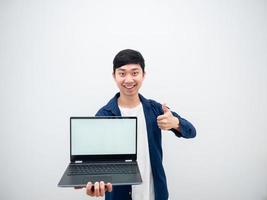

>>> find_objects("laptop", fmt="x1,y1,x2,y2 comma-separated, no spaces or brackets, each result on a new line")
58,116,142,187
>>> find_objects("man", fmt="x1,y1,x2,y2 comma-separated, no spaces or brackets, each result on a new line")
84,49,196,200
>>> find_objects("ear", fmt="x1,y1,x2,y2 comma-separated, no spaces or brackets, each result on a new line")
112,72,115,79
142,71,146,79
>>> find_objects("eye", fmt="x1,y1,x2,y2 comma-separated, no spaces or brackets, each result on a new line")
119,72,125,77
132,71,139,76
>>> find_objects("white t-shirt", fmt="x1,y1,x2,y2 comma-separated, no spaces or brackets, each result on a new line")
119,103,155,200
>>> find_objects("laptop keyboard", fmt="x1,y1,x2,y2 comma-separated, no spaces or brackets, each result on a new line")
67,163,137,176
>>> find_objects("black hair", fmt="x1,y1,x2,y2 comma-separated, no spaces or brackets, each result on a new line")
113,49,145,73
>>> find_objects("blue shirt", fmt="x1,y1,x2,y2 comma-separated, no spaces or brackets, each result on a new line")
96,93,196,200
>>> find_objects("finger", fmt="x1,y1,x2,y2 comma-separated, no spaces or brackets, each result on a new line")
157,115,167,121
157,121,166,127
106,183,113,192
94,182,100,197
86,182,94,196
158,122,170,130
157,119,168,125
162,103,169,113
100,181,105,197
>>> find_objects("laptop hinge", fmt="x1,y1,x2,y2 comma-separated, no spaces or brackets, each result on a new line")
125,159,133,162
75,160,83,163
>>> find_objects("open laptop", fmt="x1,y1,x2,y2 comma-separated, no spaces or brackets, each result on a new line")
58,116,142,187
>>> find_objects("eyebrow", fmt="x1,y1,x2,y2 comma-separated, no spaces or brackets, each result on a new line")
117,68,140,71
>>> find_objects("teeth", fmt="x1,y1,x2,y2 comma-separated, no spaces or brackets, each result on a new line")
124,85,135,89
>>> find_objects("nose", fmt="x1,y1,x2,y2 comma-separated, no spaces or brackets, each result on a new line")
124,74,134,83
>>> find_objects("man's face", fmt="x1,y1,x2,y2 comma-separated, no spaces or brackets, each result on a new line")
113,64,145,98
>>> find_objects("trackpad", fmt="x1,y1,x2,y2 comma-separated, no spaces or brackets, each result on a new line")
84,175,112,184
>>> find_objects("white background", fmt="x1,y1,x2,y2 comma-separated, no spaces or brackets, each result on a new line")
0,0,266,200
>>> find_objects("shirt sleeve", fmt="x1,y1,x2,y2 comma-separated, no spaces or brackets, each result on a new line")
171,111,196,139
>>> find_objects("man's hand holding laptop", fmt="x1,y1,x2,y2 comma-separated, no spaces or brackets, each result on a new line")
75,181,113,197
86,181,113,197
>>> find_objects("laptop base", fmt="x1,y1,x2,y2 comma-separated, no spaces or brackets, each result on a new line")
58,162,142,187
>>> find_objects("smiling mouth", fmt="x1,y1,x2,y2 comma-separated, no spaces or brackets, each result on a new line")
124,85,136,89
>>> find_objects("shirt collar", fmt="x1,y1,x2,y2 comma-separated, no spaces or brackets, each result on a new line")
105,92,149,115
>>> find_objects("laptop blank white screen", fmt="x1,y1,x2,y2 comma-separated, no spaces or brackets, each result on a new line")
71,118,136,155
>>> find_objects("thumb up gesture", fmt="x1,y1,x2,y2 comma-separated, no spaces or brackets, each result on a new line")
157,104,180,131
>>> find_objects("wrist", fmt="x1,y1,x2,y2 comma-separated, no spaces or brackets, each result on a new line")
172,117,180,130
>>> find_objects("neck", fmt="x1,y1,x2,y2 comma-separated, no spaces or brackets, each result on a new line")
118,93,141,108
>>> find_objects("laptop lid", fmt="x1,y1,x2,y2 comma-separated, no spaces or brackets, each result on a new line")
70,117,137,162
